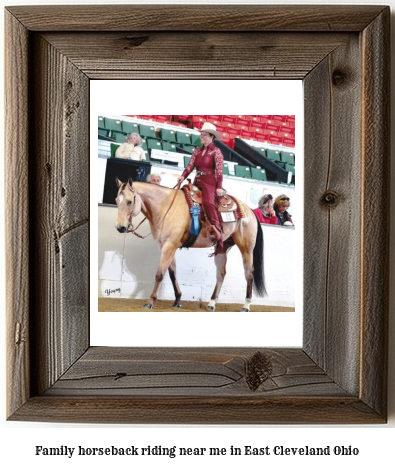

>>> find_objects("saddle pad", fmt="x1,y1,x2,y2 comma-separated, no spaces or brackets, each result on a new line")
182,186,245,220
223,195,245,220
182,184,203,207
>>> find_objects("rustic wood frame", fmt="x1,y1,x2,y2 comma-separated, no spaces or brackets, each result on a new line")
5,5,390,424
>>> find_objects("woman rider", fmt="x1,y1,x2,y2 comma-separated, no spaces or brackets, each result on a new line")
177,122,224,244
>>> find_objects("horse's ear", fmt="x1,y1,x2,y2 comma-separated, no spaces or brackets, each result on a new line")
128,176,134,190
115,177,123,188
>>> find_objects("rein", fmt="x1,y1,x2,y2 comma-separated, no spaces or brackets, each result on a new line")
159,181,181,229
126,182,181,239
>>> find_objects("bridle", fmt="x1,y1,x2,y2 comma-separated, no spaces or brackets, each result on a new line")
119,181,181,239
121,186,151,239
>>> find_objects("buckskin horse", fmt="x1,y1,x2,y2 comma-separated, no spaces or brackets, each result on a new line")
115,177,266,311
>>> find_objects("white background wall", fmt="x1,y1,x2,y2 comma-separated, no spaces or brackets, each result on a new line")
92,80,303,347
0,0,394,468
98,176,296,308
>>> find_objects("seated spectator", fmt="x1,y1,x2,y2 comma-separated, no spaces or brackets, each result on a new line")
274,194,294,226
115,133,146,161
253,194,278,224
146,173,161,185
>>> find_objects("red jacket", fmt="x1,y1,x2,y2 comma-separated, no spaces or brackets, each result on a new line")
253,207,278,225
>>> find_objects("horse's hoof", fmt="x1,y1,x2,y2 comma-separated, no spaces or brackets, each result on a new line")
143,303,154,309
240,308,250,312
208,306,216,312
173,303,183,309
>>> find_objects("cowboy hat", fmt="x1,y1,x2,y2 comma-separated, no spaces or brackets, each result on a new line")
199,122,222,141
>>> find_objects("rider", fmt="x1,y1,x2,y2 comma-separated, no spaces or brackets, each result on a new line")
177,122,224,245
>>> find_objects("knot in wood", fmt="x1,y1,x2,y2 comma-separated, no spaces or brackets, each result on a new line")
321,190,340,208
123,35,150,48
45,162,52,172
332,68,348,87
246,351,273,391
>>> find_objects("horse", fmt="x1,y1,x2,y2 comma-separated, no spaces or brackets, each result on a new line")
115,177,266,312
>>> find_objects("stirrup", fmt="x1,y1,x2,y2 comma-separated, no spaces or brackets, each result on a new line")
208,225,222,242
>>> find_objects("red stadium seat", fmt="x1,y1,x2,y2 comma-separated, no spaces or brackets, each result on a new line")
250,120,265,129
268,135,282,145
254,131,268,142
207,115,222,121
154,115,170,122
278,131,292,138
237,117,250,127
227,127,239,137
191,116,206,129
240,129,255,139
272,115,287,122
234,123,248,130
258,117,272,125
214,123,225,132
265,123,280,132
282,137,295,147
175,115,190,121
281,124,295,134
222,137,234,148
222,115,237,125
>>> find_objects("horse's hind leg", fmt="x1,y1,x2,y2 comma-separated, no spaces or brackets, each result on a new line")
168,257,182,308
208,239,234,312
143,241,177,309
239,250,254,312
232,222,255,312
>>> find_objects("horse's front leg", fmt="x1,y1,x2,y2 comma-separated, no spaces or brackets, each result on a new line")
143,241,177,309
168,256,182,308
208,239,234,312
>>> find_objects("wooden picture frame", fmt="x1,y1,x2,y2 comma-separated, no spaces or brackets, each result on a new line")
5,5,389,424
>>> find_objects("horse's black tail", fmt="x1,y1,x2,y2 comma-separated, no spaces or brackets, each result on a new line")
253,215,267,297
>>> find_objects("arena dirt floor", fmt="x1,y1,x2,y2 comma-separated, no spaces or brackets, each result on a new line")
99,298,294,312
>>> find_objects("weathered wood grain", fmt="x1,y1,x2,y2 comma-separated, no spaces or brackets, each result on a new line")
46,347,343,397
360,9,390,418
303,56,332,370
10,395,384,425
5,5,386,32
41,32,350,80
5,10,31,419
5,5,389,424
29,34,90,396
304,35,362,396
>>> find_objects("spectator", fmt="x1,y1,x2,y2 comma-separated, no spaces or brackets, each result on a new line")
253,194,278,224
115,133,146,161
147,173,161,185
274,194,294,226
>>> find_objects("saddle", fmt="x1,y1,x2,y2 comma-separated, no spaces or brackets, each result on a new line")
182,183,245,222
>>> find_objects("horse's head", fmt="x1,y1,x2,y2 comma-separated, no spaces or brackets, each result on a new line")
115,176,142,233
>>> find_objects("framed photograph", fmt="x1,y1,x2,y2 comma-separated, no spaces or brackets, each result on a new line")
5,5,389,424
94,84,300,320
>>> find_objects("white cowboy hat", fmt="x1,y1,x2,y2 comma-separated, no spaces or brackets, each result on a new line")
199,122,222,141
